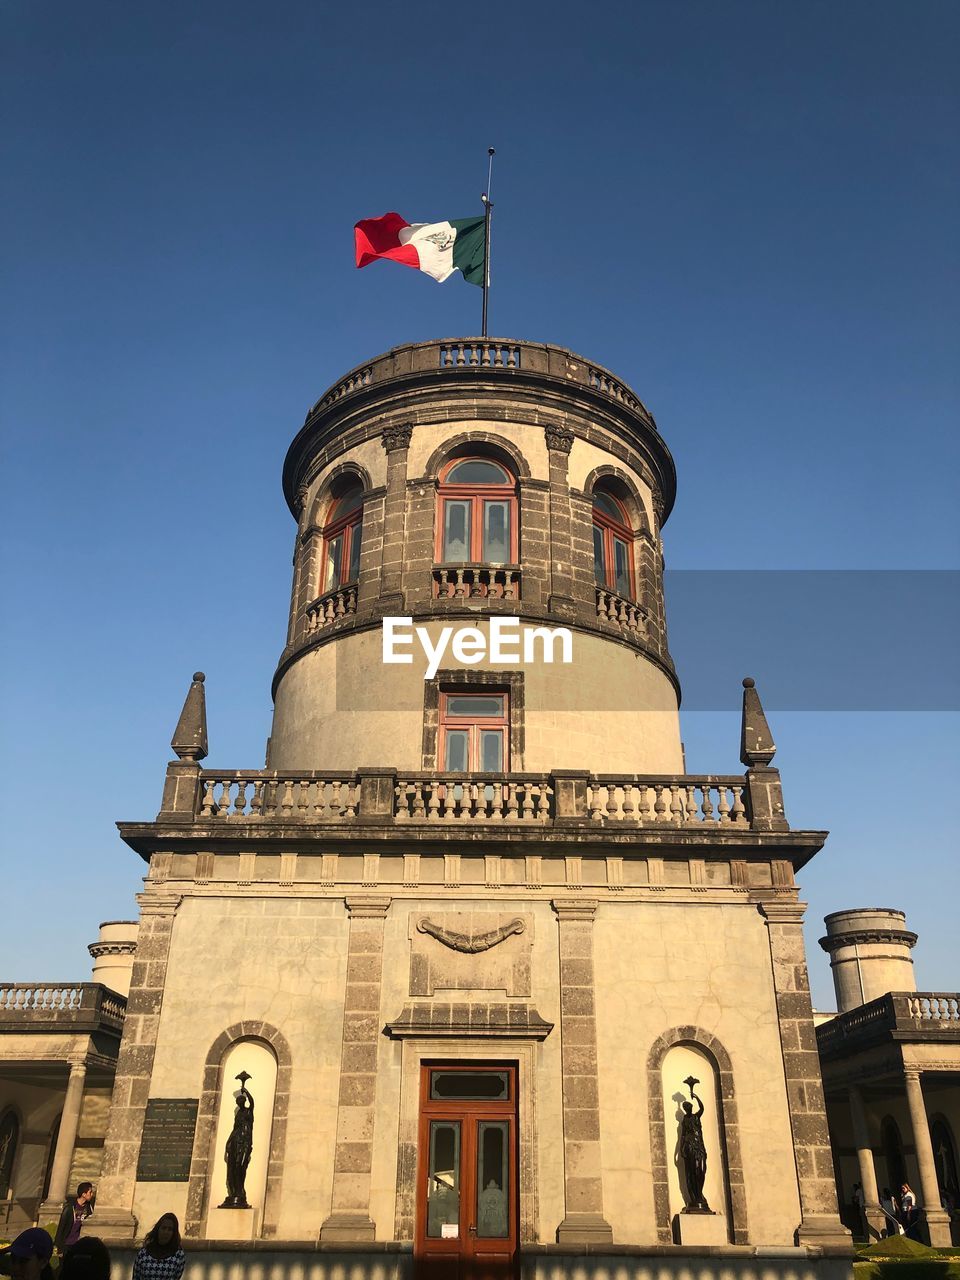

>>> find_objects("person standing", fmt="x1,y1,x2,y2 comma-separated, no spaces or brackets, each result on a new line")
132,1215,185,1280
54,1183,95,1261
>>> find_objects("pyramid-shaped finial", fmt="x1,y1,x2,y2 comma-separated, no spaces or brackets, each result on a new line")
171,671,208,762
739,677,776,768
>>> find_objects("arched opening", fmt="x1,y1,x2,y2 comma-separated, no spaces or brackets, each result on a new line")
436,456,518,565
0,1110,19,1199
930,1115,959,1213
321,478,365,593
205,1039,278,1238
592,486,635,600
881,1115,907,1199
41,1113,61,1201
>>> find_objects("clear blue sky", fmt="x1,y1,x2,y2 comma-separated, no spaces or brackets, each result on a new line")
2,1,957,1009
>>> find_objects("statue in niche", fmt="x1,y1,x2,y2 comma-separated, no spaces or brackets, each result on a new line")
218,1071,254,1208
678,1075,710,1211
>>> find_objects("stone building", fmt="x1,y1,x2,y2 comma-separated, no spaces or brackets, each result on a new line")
0,923,138,1235
815,909,960,1245
68,339,860,1276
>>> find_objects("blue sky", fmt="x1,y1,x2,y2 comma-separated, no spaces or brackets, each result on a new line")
1,0,957,1008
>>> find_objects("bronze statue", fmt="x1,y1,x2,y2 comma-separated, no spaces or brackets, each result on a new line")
219,1071,254,1208
678,1075,710,1211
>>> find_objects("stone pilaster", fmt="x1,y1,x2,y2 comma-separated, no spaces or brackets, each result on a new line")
39,1060,86,1221
91,890,181,1241
759,902,850,1246
903,1070,952,1246
544,427,577,620
552,899,613,1244
320,896,391,1242
377,424,412,608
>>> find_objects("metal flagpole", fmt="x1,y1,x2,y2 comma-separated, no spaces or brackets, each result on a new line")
481,147,495,338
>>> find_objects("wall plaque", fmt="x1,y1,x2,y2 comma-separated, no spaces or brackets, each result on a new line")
136,1099,199,1182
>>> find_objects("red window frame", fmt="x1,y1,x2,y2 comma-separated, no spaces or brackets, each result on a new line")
321,487,364,592
435,457,518,564
592,489,636,600
438,691,510,773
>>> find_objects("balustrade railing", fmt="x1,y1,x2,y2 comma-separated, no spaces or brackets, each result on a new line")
199,773,359,819
817,991,960,1055
588,778,747,826
438,342,520,369
588,367,643,413
0,984,126,1026
306,584,358,632
432,565,521,600
396,775,552,822
596,587,648,637
181,769,773,830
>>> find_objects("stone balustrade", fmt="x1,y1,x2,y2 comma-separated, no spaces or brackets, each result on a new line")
183,769,774,831
438,341,521,369
199,772,360,819
396,775,551,821
817,991,960,1057
596,587,648,637
432,565,521,600
0,983,126,1027
306,584,358,631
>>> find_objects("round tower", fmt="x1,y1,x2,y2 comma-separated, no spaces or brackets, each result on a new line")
819,908,918,1012
267,338,683,774
88,919,139,997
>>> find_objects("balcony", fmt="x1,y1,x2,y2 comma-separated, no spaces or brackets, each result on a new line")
816,991,960,1057
432,565,521,600
0,983,126,1032
306,584,358,632
596,586,648,639
180,769,758,829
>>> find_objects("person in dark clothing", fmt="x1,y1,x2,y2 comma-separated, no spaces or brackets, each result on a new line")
54,1184,96,1259
0,1228,56,1280
59,1239,110,1280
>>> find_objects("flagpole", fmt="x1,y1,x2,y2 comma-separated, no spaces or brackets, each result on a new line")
481,147,495,338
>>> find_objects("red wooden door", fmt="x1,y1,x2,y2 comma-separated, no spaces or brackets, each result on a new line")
415,1065,518,1280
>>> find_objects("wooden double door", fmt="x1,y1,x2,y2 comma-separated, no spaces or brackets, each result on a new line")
415,1064,518,1280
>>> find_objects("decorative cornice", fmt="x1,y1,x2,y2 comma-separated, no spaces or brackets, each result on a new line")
819,929,918,954
381,423,413,453
385,1002,553,1040
417,916,524,953
87,942,137,959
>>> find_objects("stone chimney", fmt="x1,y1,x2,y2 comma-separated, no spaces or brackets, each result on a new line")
819,908,918,1013
88,920,140,997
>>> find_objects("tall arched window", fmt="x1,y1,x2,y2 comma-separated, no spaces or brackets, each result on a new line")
0,1110,19,1199
321,480,364,592
436,458,517,564
592,488,634,599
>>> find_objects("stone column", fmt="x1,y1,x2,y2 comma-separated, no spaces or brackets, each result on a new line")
759,902,851,1245
39,1061,86,1217
320,896,391,1241
903,1070,952,1246
378,425,412,609
91,890,181,1240
551,899,613,1244
849,1085,885,1239
543,427,577,620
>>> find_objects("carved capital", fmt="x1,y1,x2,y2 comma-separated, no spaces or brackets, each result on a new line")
544,426,574,454
381,423,413,453
345,895,392,919
294,483,309,515
552,898,598,922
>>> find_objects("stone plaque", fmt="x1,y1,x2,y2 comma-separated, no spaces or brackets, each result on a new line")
136,1098,199,1182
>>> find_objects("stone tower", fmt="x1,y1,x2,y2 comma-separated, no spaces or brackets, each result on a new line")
94,339,851,1276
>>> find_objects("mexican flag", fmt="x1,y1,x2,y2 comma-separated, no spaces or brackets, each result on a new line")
354,212,485,286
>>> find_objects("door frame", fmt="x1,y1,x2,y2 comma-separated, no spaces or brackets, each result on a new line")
393,1039,542,1246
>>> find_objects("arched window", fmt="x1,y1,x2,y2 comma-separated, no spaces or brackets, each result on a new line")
592,488,634,599
0,1110,19,1199
436,458,517,564
881,1116,907,1196
930,1115,959,1208
321,480,364,592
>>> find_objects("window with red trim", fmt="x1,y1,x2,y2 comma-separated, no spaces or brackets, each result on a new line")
438,691,509,772
322,481,364,591
436,458,518,564
592,488,635,599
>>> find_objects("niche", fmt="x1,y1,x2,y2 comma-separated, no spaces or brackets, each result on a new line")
205,1039,277,1240
660,1042,731,1245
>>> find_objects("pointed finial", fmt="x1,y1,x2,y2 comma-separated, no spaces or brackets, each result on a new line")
740,676,776,768
171,671,208,762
